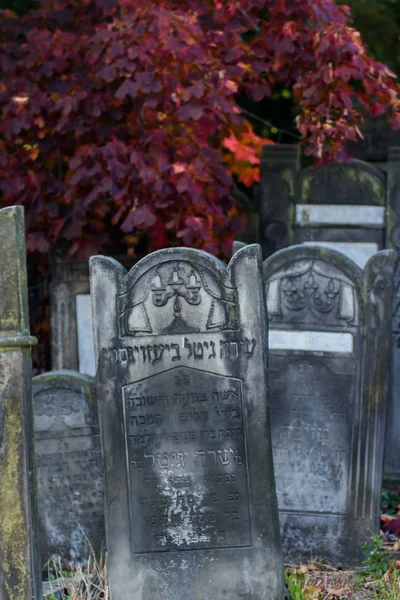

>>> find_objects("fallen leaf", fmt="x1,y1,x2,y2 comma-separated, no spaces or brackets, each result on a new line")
382,518,400,535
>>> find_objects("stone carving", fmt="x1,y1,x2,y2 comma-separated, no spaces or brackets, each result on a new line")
90,245,288,600
266,260,357,327
33,370,105,567
118,260,238,337
264,244,395,566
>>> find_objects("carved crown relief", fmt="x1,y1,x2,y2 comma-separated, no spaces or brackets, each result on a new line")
118,261,238,337
266,260,358,327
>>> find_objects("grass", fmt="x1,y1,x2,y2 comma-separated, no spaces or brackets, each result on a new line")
41,528,400,600
285,537,400,600
42,550,108,599
286,564,400,599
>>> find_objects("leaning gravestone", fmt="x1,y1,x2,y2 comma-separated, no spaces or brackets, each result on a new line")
0,206,41,599
90,246,288,600
263,245,394,566
32,370,105,566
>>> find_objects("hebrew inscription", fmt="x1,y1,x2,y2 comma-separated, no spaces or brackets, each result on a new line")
270,357,353,514
90,246,288,600
35,436,104,562
33,374,104,564
123,367,251,553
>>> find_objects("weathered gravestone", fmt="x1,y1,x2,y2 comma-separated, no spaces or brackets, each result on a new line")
263,245,395,565
32,370,105,566
0,206,41,599
50,251,136,376
236,144,392,268
90,246,288,600
240,145,389,269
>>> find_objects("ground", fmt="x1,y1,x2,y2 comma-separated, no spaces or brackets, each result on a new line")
42,489,400,600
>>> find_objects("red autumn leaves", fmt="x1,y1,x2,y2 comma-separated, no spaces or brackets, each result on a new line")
0,0,399,258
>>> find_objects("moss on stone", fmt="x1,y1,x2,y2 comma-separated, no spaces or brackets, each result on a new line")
0,395,28,600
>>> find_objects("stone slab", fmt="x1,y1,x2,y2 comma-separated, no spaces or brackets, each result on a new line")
33,370,105,566
90,245,288,600
263,245,394,566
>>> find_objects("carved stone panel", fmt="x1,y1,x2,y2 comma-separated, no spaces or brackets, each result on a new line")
90,246,287,600
263,245,395,566
270,356,354,514
124,368,251,553
33,370,105,566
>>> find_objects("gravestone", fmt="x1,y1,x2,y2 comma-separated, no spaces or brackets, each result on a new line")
32,370,105,566
297,159,387,268
90,245,288,600
0,206,41,599
50,253,94,375
246,145,388,269
263,244,395,565
50,251,135,376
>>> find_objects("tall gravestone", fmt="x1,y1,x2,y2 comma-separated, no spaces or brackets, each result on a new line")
0,206,41,599
263,245,394,565
32,370,105,566
90,246,288,600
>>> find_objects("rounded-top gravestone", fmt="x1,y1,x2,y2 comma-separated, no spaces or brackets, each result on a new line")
263,244,394,566
33,369,104,567
90,245,288,600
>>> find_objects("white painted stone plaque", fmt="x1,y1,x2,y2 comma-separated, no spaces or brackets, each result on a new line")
296,204,385,227
76,294,95,376
268,330,353,353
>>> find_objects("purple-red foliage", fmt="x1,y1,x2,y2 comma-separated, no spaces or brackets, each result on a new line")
0,0,399,257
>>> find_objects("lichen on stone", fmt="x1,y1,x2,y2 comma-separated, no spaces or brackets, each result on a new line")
0,395,29,600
